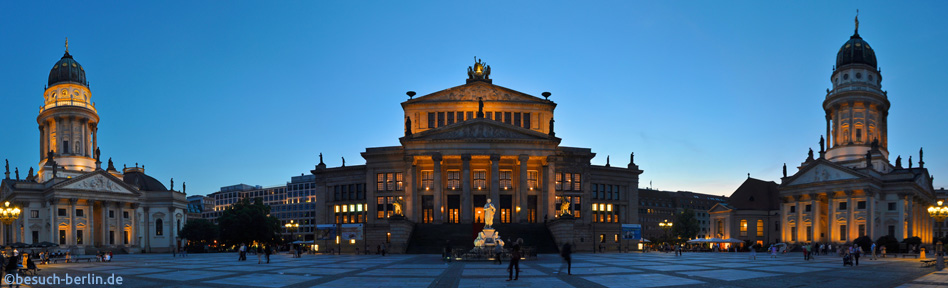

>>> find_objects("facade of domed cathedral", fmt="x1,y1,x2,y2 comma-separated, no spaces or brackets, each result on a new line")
0,44,188,254
311,59,642,253
779,20,937,245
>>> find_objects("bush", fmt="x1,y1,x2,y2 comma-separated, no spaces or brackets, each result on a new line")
877,235,899,254
853,236,872,253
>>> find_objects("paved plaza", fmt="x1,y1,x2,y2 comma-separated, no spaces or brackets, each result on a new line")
3,251,945,287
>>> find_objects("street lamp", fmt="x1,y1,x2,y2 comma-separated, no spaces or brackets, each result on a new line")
927,200,948,270
659,220,673,247
285,220,300,241
0,201,22,244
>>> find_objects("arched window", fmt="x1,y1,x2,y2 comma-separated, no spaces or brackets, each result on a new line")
156,218,164,236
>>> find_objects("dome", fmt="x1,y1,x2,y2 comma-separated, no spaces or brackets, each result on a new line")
836,33,877,69
48,51,88,87
122,170,169,191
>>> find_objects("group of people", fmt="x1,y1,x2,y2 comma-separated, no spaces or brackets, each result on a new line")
0,249,40,280
236,243,273,264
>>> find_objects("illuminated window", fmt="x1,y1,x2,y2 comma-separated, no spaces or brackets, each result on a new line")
528,170,538,190
473,170,486,189
757,220,764,237
573,174,581,190
377,173,404,191
386,173,395,191
740,219,747,237
422,171,434,189
500,170,512,189
447,170,460,189
555,173,563,190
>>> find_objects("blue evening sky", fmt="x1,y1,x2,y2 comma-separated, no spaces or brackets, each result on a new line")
1,1,946,197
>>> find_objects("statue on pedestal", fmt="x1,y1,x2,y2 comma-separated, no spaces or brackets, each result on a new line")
560,199,571,216
484,198,496,228
393,198,403,216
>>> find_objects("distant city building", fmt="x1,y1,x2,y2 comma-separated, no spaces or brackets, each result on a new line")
186,195,213,220
205,176,317,241
779,20,937,245
709,178,781,247
638,188,726,241
0,43,188,253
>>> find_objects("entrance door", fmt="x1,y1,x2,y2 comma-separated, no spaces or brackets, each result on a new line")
500,195,512,223
447,195,460,223
473,195,486,223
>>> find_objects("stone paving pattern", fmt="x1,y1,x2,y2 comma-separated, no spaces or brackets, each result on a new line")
2,251,943,287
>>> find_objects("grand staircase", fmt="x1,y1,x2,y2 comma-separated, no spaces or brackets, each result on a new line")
405,223,558,254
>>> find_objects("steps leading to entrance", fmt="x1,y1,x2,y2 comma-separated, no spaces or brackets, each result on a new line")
405,223,558,254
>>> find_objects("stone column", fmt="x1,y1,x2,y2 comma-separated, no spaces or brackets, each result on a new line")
867,191,875,240
846,191,854,241
403,156,415,221
115,202,123,246
143,206,150,251
779,199,788,242
102,201,110,246
490,154,500,218
828,193,835,242
795,196,803,243
87,201,94,247
49,199,57,244
131,203,140,247
810,194,820,242
849,102,856,143
826,114,832,150
461,154,472,223
543,159,553,221
907,196,914,238
169,207,177,252
897,194,906,240
432,153,443,224
92,125,97,155
518,154,529,223
69,198,77,246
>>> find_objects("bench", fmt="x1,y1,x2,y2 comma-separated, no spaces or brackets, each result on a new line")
921,260,936,267
51,256,95,263
901,253,920,259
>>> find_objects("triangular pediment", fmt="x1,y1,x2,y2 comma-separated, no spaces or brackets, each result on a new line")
405,118,556,142
55,170,139,195
708,203,733,213
785,161,864,186
405,81,549,103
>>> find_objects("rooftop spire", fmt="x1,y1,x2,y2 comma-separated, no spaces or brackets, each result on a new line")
65,37,69,53
854,9,860,35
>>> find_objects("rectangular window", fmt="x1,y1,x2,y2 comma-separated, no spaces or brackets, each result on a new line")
376,173,385,192
789,205,796,213
527,170,538,190
857,201,866,209
421,170,434,189
514,113,521,127
32,231,38,244
77,230,83,245
447,170,460,189
757,220,764,237
523,113,531,129
466,111,473,121
109,231,115,245
573,173,581,191
485,112,493,120
123,211,129,218
457,111,464,122
109,210,114,218
840,225,847,241
888,202,896,211
499,170,512,189
76,209,84,217
437,112,445,127
124,231,129,245
60,230,66,245
608,185,613,200
31,210,39,218
504,112,512,124
806,226,813,241
348,184,355,200
615,186,620,200
740,219,748,237
386,173,395,191
888,225,895,237
805,204,812,212
555,173,563,190
858,224,866,237
63,141,69,154
838,201,847,210
473,170,487,190
592,184,599,199
791,226,797,241
427,112,435,129
446,111,455,125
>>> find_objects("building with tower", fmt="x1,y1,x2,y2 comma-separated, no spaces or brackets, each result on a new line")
0,41,188,253
308,59,643,253
779,17,937,245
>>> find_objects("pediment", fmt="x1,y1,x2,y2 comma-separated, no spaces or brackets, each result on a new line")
708,203,733,213
56,171,139,195
406,119,556,141
406,81,549,103
785,161,864,186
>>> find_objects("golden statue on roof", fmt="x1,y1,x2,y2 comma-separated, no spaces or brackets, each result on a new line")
467,57,491,81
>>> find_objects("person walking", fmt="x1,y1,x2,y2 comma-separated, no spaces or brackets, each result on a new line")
853,245,861,266
803,244,809,261
381,243,387,256
881,246,887,258
265,245,271,264
506,243,521,281
238,243,246,261
770,245,778,259
494,243,504,265
749,244,757,260
870,242,877,260
558,243,572,275
257,246,263,264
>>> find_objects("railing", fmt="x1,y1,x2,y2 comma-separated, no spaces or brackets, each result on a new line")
39,100,97,113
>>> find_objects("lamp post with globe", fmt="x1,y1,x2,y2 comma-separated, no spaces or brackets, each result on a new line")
927,200,948,270
659,220,673,249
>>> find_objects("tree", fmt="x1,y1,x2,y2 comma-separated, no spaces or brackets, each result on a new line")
876,235,899,254
218,197,281,246
672,208,700,241
179,219,219,243
853,235,872,253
